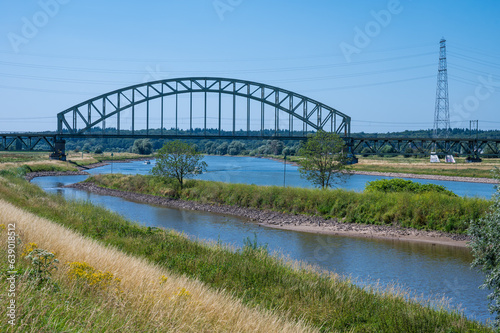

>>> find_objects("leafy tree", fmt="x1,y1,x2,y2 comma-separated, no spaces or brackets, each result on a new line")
378,145,397,157
297,131,349,189
151,140,207,190
131,139,153,155
469,168,500,328
217,142,228,155
94,145,103,154
204,142,217,155
82,143,91,153
267,140,284,155
228,141,245,155
360,147,373,157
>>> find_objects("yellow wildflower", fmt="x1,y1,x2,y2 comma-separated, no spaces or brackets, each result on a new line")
21,242,38,258
159,275,168,285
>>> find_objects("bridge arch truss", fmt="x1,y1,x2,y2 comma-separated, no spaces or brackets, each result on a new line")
57,77,351,139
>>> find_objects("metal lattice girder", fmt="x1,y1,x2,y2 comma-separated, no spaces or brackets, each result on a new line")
351,137,500,157
56,77,351,137
0,135,56,151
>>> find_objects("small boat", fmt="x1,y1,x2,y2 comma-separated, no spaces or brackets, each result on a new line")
144,160,151,165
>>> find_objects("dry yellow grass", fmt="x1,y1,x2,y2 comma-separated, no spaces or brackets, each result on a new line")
356,157,500,170
0,199,316,333
0,159,66,171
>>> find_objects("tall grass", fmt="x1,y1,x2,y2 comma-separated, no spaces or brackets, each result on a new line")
0,161,78,173
0,173,492,332
89,174,491,233
0,199,311,332
351,163,495,179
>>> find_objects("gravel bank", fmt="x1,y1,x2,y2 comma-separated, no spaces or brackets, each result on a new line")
67,182,471,248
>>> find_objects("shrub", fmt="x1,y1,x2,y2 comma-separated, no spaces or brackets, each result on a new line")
365,178,457,196
24,246,59,285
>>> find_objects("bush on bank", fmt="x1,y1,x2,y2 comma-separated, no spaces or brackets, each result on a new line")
365,178,457,196
87,174,491,234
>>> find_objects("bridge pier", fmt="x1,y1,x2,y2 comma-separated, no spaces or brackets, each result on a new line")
49,139,66,161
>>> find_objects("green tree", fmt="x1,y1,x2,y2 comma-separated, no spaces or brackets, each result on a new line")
151,140,207,190
131,139,153,155
94,145,104,154
297,131,349,189
228,141,245,155
217,142,228,155
469,167,500,328
82,143,91,153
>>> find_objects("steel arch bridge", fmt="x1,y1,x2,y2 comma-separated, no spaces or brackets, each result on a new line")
57,77,351,138
2,77,498,160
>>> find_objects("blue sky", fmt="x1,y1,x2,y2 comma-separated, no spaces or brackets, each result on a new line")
0,0,499,133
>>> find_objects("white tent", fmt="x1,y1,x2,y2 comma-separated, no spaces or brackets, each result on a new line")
430,153,440,163
445,155,456,163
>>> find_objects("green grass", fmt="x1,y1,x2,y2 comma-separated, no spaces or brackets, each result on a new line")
0,172,493,332
0,151,49,163
0,164,78,178
87,174,491,234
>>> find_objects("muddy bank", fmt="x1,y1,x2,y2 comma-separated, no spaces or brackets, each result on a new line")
67,182,470,248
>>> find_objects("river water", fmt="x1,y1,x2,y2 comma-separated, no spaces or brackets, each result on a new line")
32,156,498,324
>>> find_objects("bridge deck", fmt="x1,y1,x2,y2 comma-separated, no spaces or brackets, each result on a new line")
1,133,499,157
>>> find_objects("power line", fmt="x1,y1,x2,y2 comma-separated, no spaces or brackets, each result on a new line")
0,64,434,86
0,52,436,76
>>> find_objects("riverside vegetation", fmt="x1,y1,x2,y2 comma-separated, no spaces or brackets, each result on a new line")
0,166,494,331
0,199,305,332
86,174,490,234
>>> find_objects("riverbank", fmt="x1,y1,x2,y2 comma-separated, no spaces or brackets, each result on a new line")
352,170,499,184
22,157,154,181
262,156,499,184
0,173,492,331
1,199,304,333
68,181,472,248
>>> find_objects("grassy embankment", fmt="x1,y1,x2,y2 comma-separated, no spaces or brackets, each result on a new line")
0,169,493,332
87,174,491,234
0,152,78,173
0,199,307,333
66,152,154,168
0,151,153,175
